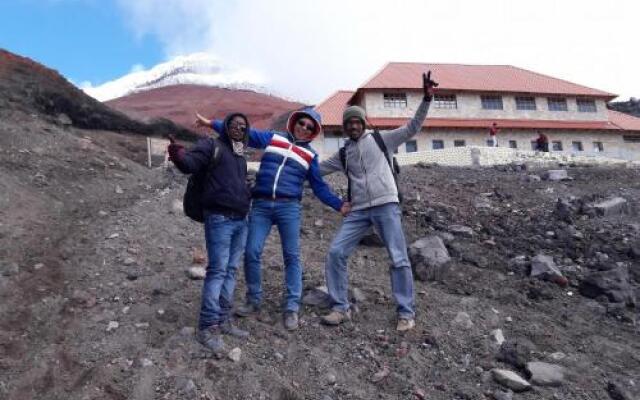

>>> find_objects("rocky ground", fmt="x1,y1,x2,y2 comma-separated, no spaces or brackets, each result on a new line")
1,105,639,399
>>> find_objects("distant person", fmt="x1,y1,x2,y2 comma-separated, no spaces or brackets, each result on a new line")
318,71,438,332
195,108,350,331
488,122,499,147
535,131,549,152
167,113,251,353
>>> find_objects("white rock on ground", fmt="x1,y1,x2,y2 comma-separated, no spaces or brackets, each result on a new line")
187,267,207,280
526,361,565,386
491,369,531,392
490,329,505,346
542,169,569,181
453,311,474,329
228,347,242,362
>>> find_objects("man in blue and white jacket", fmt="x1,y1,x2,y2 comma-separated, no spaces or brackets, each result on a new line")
196,108,350,330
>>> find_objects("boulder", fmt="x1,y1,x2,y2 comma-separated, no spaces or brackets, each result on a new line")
491,369,531,392
526,362,565,386
409,235,451,282
579,266,636,306
542,170,569,181
593,197,628,217
530,254,563,279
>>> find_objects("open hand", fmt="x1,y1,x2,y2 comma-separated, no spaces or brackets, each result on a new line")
423,71,439,101
194,112,212,129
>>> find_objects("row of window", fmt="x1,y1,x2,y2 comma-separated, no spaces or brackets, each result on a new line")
382,93,598,112
394,140,604,153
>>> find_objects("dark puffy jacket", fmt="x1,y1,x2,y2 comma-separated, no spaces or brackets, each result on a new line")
212,108,343,211
173,113,251,217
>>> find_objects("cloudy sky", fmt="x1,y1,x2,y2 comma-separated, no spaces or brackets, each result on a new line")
1,0,638,103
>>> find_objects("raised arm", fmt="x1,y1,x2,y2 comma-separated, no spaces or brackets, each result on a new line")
319,150,343,176
168,137,214,175
307,156,343,211
380,71,438,150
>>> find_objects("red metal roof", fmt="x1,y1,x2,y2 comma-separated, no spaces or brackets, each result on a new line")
357,63,616,100
314,90,355,126
607,109,640,131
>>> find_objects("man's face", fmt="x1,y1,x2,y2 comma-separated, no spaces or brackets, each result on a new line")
227,116,247,141
345,117,364,140
293,117,316,141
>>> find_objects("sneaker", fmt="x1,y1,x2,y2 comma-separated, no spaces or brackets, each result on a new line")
321,309,351,326
396,318,415,332
220,320,249,338
283,311,299,331
196,325,224,352
235,302,260,318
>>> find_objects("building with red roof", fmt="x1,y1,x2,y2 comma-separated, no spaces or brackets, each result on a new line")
314,62,640,160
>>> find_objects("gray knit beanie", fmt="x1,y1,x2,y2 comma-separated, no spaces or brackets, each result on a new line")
342,105,367,127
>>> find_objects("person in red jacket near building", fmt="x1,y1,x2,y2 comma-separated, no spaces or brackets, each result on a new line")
488,122,499,147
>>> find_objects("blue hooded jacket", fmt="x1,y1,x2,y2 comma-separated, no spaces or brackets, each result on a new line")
212,108,343,211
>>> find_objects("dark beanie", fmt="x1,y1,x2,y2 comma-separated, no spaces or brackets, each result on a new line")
343,105,366,127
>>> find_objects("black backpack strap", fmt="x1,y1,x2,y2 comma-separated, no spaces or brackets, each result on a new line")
339,146,351,202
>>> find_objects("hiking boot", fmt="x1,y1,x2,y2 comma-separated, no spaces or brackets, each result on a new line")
235,302,260,318
220,320,249,338
196,325,224,353
283,311,299,331
321,309,351,326
396,318,415,332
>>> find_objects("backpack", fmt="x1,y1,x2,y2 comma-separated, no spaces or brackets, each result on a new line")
183,138,222,223
339,129,402,203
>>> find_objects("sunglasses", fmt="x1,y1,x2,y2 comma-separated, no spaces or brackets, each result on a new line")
297,120,315,132
229,123,247,132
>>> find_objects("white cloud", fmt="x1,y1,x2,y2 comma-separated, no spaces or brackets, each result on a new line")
114,0,640,102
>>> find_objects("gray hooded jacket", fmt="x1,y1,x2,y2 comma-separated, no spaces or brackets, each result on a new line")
320,99,430,211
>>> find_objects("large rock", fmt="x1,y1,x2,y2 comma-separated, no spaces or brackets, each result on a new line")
530,254,562,279
579,266,636,306
593,197,628,217
526,362,565,386
542,169,569,181
491,369,531,392
409,235,451,282
448,224,474,238
302,286,331,308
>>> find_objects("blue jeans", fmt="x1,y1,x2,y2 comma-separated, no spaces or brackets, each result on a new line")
325,203,415,319
244,199,302,312
198,213,248,330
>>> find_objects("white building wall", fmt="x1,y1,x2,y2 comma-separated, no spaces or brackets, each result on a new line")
361,90,608,121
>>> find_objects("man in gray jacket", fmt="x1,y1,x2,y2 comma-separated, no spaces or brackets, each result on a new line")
319,72,438,332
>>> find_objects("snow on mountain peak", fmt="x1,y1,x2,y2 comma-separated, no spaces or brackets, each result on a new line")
82,53,268,101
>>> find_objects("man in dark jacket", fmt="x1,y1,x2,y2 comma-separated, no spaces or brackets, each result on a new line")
535,131,549,152
168,113,251,353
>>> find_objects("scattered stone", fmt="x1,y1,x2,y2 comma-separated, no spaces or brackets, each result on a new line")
187,267,207,280
107,233,119,239
123,257,136,266
56,113,72,126
98,210,109,217
2,263,20,277
525,174,541,183
448,224,474,237
314,219,324,227
452,311,474,329
176,378,196,394
170,199,183,214
228,347,242,362
192,247,206,264
371,365,390,383
409,235,451,282
324,373,337,385
549,352,566,361
542,170,569,181
530,254,562,279
350,287,367,303
106,321,119,332
490,329,505,346
593,197,628,217
34,263,44,270
493,389,514,400
607,381,634,400
302,286,331,308
526,362,565,386
497,339,535,369
115,185,124,194
140,358,154,368
491,369,531,392
180,326,196,337
579,265,635,306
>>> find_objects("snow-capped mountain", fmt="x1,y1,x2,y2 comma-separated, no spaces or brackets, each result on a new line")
82,53,269,102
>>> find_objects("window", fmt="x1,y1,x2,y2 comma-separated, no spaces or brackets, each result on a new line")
552,141,563,151
324,135,345,154
432,140,444,150
515,96,537,110
593,141,604,152
548,97,568,111
383,93,407,108
572,141,584,151
509,140,518,149
481,95,504,110
434,94,458,109
577,99,597,113
454,140,466,147
406,140,418,153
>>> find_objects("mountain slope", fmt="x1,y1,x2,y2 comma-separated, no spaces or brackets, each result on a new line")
106,84,305,130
